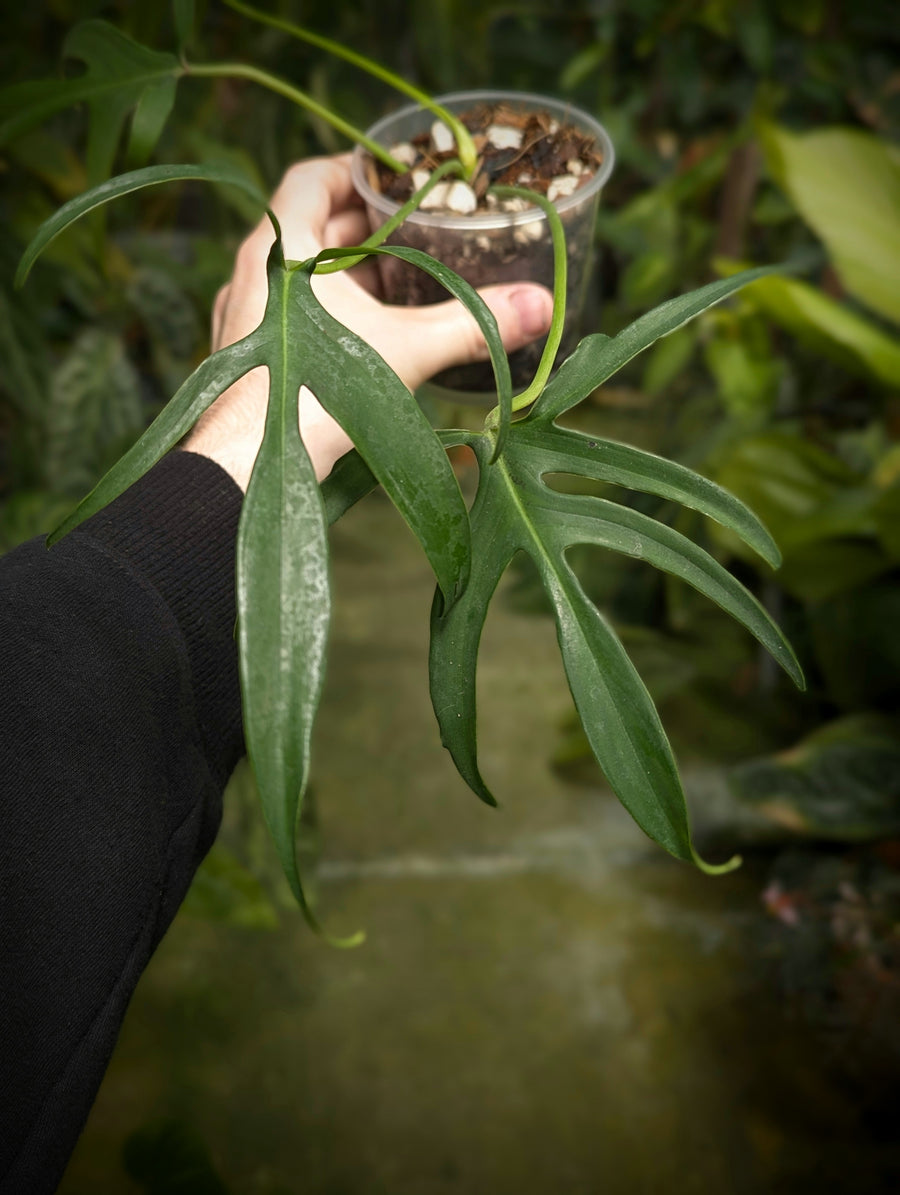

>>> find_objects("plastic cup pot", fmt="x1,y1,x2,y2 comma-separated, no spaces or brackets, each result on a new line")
351,90,615,398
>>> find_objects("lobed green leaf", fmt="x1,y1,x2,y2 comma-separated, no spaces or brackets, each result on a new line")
510,422,782,568
428,408,806,872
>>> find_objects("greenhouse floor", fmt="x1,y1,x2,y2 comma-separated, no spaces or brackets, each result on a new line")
60,490,900,1195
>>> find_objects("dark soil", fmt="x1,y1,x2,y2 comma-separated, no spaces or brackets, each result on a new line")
366,100,605,212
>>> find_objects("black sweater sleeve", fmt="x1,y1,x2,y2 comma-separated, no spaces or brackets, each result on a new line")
0,451,246,1194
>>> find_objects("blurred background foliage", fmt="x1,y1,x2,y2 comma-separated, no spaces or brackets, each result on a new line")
1,0,899,922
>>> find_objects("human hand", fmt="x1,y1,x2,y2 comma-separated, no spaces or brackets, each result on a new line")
185,154,554,491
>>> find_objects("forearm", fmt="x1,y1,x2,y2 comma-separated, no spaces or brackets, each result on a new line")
0,451,244,1193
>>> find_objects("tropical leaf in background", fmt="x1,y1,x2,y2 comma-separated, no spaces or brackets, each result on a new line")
714,260,900,389
0,20,182,184
760,123,900,325
45,327,144,495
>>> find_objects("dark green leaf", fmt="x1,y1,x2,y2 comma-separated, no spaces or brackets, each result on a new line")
430,406,805,871
236,303,336,936
321,450,377,525
530,264,791,423
315,244,512,457
299,260,471,604
510,422,782,568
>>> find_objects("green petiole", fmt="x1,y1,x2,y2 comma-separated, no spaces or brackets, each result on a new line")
489,185,568,419
312,159,464,275
222,0,479,179
185,61,407,174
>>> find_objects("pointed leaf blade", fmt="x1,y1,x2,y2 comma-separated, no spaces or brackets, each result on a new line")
321,449,377,525
530,264,794,422
62,19,181,184
238,256,361,946
127,76,178,165
535,487,804,688
16,163,268,287
542,558,691,857
428,452,515,806
237,406,333,928
47,333,263,544
537,559,737,872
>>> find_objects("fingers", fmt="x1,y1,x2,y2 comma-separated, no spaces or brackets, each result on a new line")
268,155,360,260
323,208,371,249
376,283,554,392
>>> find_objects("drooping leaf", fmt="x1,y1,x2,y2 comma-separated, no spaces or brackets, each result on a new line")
0,21,182,182
430,412,805,871
236,255,335,936
30,163,476,928
15,162,269,288
315,244,512,457
529,263,794,423
760,123,900,325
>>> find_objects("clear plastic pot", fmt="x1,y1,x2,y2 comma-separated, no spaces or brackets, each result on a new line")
350,90,615,397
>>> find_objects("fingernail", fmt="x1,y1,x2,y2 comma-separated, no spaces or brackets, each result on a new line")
509,287,552,338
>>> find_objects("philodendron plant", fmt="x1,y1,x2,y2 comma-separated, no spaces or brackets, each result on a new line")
5,1,805,942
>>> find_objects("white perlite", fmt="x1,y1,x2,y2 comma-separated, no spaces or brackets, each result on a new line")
500,196,531,213
486,124,523,151
389,142,418,167
431,120,455,153
547,174,580,202
411,168,432,191
514,220,545,245
419,181,451,210
445,180,478,214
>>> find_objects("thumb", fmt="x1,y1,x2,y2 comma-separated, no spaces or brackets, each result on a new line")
397,283,554,390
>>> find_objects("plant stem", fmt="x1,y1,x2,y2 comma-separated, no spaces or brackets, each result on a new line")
222,0,480,179
185,61,407,173
313,159,464,275
490,186,568,415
